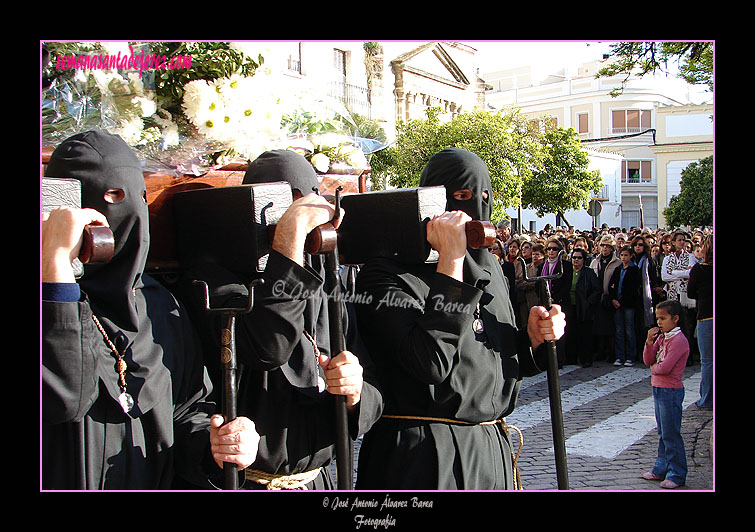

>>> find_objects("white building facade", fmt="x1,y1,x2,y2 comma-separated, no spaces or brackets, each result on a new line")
483,58,713,231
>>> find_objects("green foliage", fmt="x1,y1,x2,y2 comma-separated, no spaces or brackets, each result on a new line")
597,42,713,96
371,107,601,223
347,113,388,144
522,127,603,217
371,107,544,220
663,156,713,228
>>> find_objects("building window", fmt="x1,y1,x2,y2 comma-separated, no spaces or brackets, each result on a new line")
577,112,588,134
621,160,653,184
287,43,302,74
333,48,347,80
611,109,651,134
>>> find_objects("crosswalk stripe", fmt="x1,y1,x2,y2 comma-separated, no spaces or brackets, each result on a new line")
519,365,580,389
551,371,702,459
510,366,651,430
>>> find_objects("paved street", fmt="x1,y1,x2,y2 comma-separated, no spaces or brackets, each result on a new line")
508,360,713,491
337,360,714,491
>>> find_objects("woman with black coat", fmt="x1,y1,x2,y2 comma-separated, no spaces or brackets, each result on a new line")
590,235,621,362
563,247,602,367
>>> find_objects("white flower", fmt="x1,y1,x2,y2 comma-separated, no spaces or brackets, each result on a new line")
344,148,368,170
212,74,243,99
161,122,180,148
311,152,331,173
132,95,156,117
181,79,208,118
116,116,144,146
182,79,226,133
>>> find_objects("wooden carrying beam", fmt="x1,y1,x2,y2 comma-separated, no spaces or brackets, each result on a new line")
172,182,293,274
42,177,115,275
336,186,497,265
42,147,370,273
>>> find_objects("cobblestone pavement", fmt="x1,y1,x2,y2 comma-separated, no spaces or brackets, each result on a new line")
507,360,713,491
337,359,714,492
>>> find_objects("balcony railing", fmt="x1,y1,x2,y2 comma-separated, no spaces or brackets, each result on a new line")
328,81,371,118
610,127,645,135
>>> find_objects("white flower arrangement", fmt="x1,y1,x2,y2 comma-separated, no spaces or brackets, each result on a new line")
181,69,289,163
85,68,178,150
43,41,378,176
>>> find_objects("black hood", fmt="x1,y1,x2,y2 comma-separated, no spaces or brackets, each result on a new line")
45,130,149,333
419,147,492,222
419,148,495,289
45,130,169,418
245,149,329,396
243,149,319,196
418,148,519,355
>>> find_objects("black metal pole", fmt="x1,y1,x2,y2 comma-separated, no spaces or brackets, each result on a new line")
194,279,261,490
220,311,239,490
520,255,570,490
305,186,353,490
538,278,570,491
325,250,354,490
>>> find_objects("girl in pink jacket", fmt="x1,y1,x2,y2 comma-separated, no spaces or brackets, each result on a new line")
641,300,690,489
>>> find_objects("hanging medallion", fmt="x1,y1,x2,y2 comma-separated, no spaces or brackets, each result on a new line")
473,303,484,333
118,391,135,413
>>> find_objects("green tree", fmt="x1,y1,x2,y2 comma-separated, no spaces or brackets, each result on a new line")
371,107,600,224
597,41,713,96
663,156,713,228
521,126,602,226
370,107,543,221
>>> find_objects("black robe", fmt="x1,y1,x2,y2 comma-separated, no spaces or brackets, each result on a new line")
42,130,217,490
42,279,217,490
354,148,546,490
175,150,383,489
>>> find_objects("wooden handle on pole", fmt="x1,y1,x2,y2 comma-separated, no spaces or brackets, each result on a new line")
79,225,115,264
465,220,497,249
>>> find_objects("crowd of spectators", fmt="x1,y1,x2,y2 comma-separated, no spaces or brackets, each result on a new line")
490,220,713,401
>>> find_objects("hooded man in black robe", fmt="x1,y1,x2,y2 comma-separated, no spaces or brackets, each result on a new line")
354,148,565,490
41,130,259,490
179,149,382,489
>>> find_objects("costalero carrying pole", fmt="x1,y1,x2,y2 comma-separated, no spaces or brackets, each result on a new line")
194,278,264,490
305,186,353,490
519,252,570,490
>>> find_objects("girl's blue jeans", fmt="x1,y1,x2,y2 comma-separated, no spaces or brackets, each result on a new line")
652,386,687,485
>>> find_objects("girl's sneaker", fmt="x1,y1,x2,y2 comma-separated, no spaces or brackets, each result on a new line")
613,359,623,366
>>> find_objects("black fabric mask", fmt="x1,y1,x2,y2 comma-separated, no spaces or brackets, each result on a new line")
418,148,518,354
243,149,319,197
419,148,495,288
45,130,167,417
244,149,328,396
420,147,492,222
45,130,149,333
